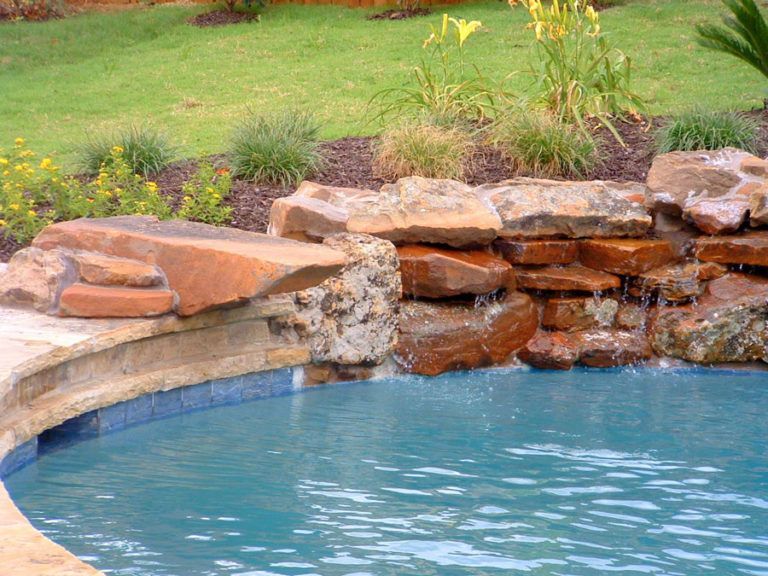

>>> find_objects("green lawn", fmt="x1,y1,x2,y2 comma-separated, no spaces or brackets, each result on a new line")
0,0,764,166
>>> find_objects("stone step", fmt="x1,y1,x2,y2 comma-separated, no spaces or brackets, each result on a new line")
695,231,768,266
59,283,175,318
579,238,675,276
515,265,621,292
494,239,578,265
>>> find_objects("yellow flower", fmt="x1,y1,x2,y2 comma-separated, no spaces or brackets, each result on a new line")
27,210,36,217
0,158,8,166
9,203,20,211
212,193,221,199
2,170,9,178
0,220,6,227
112,145,124,154
14,164,23,172
146,181,158,193
449,17,483,48
39,158,53,170
19,150,34,158
14,137,25,147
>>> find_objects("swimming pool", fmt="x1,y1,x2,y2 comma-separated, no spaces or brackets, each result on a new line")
6,368,768,575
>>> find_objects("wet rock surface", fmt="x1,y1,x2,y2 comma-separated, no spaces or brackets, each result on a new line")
476,178,652,239
651,273,768,363
695,231,768,266
518,331,580,370
396,292,537,376
397,244,513,298
575,329,653,368
516,265,622,292
631,261,727,302
280,234,401,366
542,297,618,332
579,238,675,275
494,239,579,265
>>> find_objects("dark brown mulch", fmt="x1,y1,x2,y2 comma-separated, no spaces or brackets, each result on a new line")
188,10,260,28
367,7,431,20
0,236,22,264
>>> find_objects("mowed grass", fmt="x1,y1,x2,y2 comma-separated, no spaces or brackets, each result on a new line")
0,0,765,166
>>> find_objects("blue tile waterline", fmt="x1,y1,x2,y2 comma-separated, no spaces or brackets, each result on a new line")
0,367,296,478
4,367,768,576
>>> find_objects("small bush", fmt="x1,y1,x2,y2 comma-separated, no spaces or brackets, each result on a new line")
373,121,473,180
488,111,598,178
1,0,64,21
228,110,323,186
177,162,233,226
75,125,177,177
655,109,760,154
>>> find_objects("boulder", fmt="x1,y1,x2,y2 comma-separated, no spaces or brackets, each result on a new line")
348,177,502,247
33,216,347,316
683,197,750,235
575,329,653,367
695,231,768,266
651,273,768,363
280,233,401,366
615,303,648,331
749,186,768,227
646,148,749,215
58,283,174,318
515,265,621,292
652,212,700,259
494,239,578,265
476,178,652,239
740,156,768,177
72,252,166,288
397,244,513,298
518,331,580,370
396,292,538,376
542,297,618,331
631,261,727,302
579,238,675,276
0,248,76,313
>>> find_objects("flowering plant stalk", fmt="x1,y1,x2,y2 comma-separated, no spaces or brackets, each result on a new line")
510,0,645,140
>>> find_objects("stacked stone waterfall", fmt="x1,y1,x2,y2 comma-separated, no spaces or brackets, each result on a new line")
270,149,768,375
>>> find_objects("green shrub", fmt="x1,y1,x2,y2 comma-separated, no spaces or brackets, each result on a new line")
228,110,323,186
75,125,177,177
696,0,768,83
655,109,760,154
510,0,645,141
488,111,598,178
373,121,473,180
371,14,498,126
177,162,233,226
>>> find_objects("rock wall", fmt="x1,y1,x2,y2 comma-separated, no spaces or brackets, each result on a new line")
270,154,768,375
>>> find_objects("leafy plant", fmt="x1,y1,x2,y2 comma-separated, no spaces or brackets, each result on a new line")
373,120,474,180
510,0,646,141
1,0,63,21
75,125,177,177
654,108,760,154
488,110,598,178
371,14,498,126
696,0,768,84
228,110,324,186
177,162,233,225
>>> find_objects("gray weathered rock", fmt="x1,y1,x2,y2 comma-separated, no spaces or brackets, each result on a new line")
280,233,401,366
476,178,651,239
0,248,76,313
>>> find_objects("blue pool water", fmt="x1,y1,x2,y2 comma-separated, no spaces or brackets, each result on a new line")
6,368,768,576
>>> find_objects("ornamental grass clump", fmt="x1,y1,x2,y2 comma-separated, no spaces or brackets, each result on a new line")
371,14,498,126
655,109,760,154
488,111,598,178
75,125,177,177
509,0,645,141
228,110,324,186
372,121,474,180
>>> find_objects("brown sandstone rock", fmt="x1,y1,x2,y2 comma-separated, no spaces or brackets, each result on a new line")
683,197,750,235
651,273,768,363
33,216,347,316
575,329,652,367
349,177,502,247
631,261,727,302
518,331,579,370
516,265,621,292
72,252,166,288
268,195,350,242
740,156,768,177
476,178,651,239
695,231,768,266
646,149,748,215
542,297,618,331
750,186,768,227
615,303,648,331
0,248,76,313
58,283,174,318
494,239,578,265
397,245,513,298
579,238,675,275
396,292,538,376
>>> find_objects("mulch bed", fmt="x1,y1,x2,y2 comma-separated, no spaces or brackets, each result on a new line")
188,10,260,28
367,8,431,20
3,110,768,264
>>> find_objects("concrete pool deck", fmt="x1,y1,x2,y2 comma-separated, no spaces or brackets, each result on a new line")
0,299,311,575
